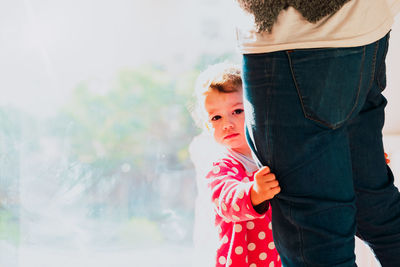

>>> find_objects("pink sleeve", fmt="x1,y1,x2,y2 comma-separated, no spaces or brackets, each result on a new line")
206,159,265,222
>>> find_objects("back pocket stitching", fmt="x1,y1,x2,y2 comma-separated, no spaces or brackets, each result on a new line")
286,48,365,130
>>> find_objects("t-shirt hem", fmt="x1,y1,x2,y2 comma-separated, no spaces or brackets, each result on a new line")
237,17,393,54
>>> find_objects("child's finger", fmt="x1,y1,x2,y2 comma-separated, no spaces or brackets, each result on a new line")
264,180,279,189
257,166,271,174
385,152,390,164
260,172,276,182
270,186,281,196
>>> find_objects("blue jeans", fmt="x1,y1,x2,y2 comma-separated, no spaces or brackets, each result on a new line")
242,32,400,266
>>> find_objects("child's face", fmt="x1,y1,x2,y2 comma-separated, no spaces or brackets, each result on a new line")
204,88,250,156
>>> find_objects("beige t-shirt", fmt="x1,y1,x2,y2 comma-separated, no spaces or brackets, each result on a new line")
235,0,400,54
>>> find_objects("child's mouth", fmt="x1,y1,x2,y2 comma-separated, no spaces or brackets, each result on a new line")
224,133,239,139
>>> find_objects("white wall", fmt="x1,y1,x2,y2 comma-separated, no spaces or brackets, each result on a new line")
383,16,400,134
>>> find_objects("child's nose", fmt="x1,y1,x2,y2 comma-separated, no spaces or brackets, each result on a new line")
223,119,234,130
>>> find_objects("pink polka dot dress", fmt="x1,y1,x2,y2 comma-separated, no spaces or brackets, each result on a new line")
206,154,281,267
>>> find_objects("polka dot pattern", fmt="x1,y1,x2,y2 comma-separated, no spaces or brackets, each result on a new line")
247,221,255,230
268,242,275,250
219,256,226,265
223,218,231,223
259,252,267,261
242,177,250,183
207,155,281,267
227,171,236,176
246,214,255,219
235,246,243,255
213,165,221,174
230,159,239,165
248,243,256,251
258,231,266,240
221,202,227,211
233,203,240,212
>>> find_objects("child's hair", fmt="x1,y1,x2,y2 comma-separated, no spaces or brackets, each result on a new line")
192,62,242,129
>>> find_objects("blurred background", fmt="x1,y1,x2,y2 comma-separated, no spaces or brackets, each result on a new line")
0,1,399,266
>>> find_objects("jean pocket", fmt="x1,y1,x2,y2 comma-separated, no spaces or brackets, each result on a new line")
288,47,366,129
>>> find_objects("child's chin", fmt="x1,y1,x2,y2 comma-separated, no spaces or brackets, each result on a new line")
227,144,244,151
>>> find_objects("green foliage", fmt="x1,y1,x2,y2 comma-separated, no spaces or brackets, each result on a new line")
55,65,198,175
0,54,240,246
0,208,19,244
0,108,22,245
44,65,202,221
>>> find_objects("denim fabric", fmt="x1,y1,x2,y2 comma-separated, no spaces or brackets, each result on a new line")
242,32,400,266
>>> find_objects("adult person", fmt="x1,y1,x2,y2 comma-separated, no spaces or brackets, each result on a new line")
233,0,400,266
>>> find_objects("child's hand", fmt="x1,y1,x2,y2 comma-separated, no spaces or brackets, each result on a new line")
250,166,281,206
385,152,390,164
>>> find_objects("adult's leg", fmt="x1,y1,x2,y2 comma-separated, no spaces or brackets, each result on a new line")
242,39,381,266
347,33,400,267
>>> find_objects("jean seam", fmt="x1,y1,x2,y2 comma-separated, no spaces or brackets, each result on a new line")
370,39,380,92
295,203,356,267
291,202,309,267
286,48,365,130
299,225,308,266
263,57,273,169
341,46,366,127
376,36,388,92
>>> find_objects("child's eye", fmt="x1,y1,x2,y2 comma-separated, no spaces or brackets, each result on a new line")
233,109,244,115
211,115,221,121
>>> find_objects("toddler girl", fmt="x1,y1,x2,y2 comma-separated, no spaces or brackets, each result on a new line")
192,63,282,267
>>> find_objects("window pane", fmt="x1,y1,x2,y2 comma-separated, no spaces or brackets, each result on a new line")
0,1,239,266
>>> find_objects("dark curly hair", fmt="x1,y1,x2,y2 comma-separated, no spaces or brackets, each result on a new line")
237,0,351,32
